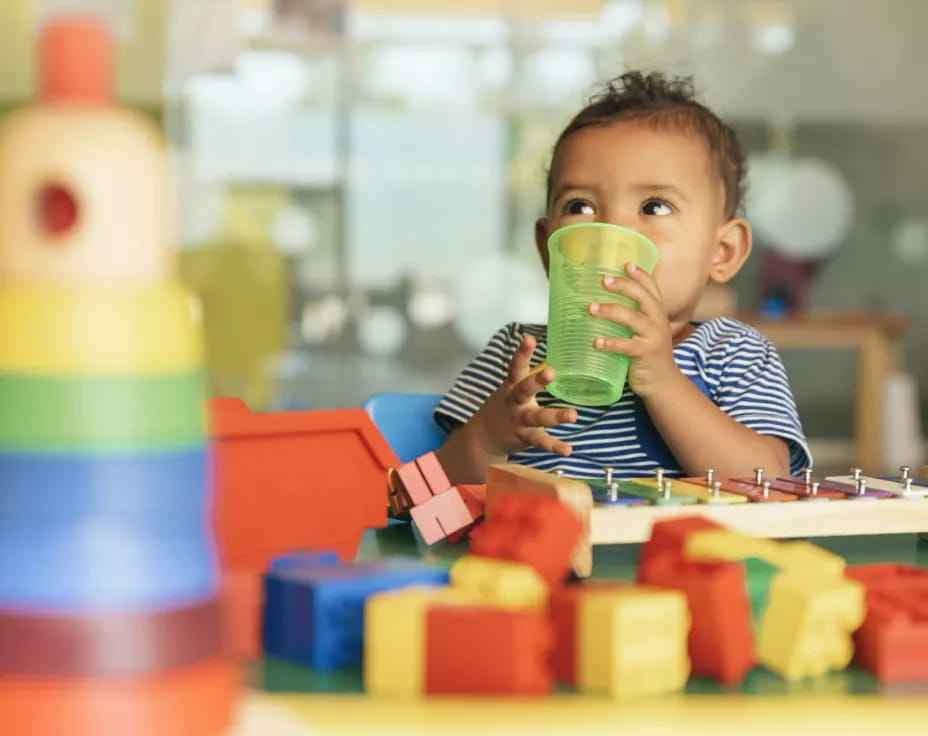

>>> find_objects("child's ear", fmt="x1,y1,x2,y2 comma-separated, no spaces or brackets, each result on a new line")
535,217,551,274
709,217,752,283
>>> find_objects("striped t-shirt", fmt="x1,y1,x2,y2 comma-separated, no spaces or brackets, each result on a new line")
434,318,812,481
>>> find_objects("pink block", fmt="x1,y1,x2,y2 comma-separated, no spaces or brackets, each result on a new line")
415,452,452,495
410,488,478,545
396,460,432,505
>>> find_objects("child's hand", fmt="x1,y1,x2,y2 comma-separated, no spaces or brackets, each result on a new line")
589,262,678,399
469,334,577,457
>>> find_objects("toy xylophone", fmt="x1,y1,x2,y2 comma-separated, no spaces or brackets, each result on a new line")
586,464,928,548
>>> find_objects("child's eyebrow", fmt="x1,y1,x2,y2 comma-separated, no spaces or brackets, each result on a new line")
552,183,599,200
632,183,689,203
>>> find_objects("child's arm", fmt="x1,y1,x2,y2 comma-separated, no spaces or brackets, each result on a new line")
590,263,793,479
435,334,577,484
641,371,790,478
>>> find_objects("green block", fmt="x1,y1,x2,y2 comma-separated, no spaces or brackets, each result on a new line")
0,372,206,452
744,556,779,620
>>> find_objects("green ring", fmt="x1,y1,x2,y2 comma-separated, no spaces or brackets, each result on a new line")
0,373,206,452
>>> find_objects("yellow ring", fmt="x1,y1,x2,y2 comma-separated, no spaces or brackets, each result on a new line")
0,283,203,375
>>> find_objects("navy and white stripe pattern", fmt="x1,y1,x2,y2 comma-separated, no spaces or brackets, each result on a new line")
435,318,812,481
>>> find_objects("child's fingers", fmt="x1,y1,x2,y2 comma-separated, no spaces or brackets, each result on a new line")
520,405,577,429
593,335,641,356
602,275,663,321
506,334,537,384
625,262,663,302
588,302,649,334
519,427,573,456
509,365,553,405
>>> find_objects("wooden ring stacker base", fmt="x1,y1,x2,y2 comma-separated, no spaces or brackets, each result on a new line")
0,658,238,736
0,598,222,677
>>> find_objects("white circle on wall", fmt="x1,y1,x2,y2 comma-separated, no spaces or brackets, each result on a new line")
452,253,549,352
748,155,854,260
357,306,408,356
890,218,928,264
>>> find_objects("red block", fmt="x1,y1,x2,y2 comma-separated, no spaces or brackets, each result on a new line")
410,487,479,545
446,484,487,544
395,460,432,506
639,553,754,686
415,451,452,495
548,582,625,685
638,516,724,571
425,605,553,695
847,564,928,682
469,491,583,586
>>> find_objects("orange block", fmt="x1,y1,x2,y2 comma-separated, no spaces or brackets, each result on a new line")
425,605,552,694
639,553,755,686
210,398,394,570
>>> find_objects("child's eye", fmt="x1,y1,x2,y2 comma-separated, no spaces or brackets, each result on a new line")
563,198,596,216
641,198,674,216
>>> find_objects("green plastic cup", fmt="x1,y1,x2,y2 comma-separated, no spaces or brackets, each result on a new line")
545,223,659,406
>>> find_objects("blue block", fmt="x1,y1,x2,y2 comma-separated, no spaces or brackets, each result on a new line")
0,449,216,613
270,550,340,573
262,559,449,670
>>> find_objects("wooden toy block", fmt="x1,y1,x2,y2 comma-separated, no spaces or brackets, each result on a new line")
445,484,486,544
638,553,755,686
764,540,846,579
846,564,928,682
410,487,479,546
638,516,725,571
220,569,263,660
395,460,433,506
633,476,747,504
548,582,625,686
469,491,583,586
449,555,548,610
262,560,449,670
414,451,452,495
486,464,593,577
756,571,865,681
425,605,553,695
210,398,394,570
577,586,690,699
364,585,473,698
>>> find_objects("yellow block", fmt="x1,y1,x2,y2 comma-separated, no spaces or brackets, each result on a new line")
685,529,780,562
757,572,864,681
632,477,747,504
764,541,845,579
0,284,202,375
578,586,690,699
363,586,472,698
449,556,548,610
686,532,844,579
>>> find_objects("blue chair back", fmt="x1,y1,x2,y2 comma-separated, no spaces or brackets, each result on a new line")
362,392,447,464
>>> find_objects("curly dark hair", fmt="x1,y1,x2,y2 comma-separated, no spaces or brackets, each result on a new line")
546,71,746,219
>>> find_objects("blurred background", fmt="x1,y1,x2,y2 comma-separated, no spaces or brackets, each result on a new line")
4,0,927,471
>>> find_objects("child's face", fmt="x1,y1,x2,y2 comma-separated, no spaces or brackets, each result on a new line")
536,121,750,331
